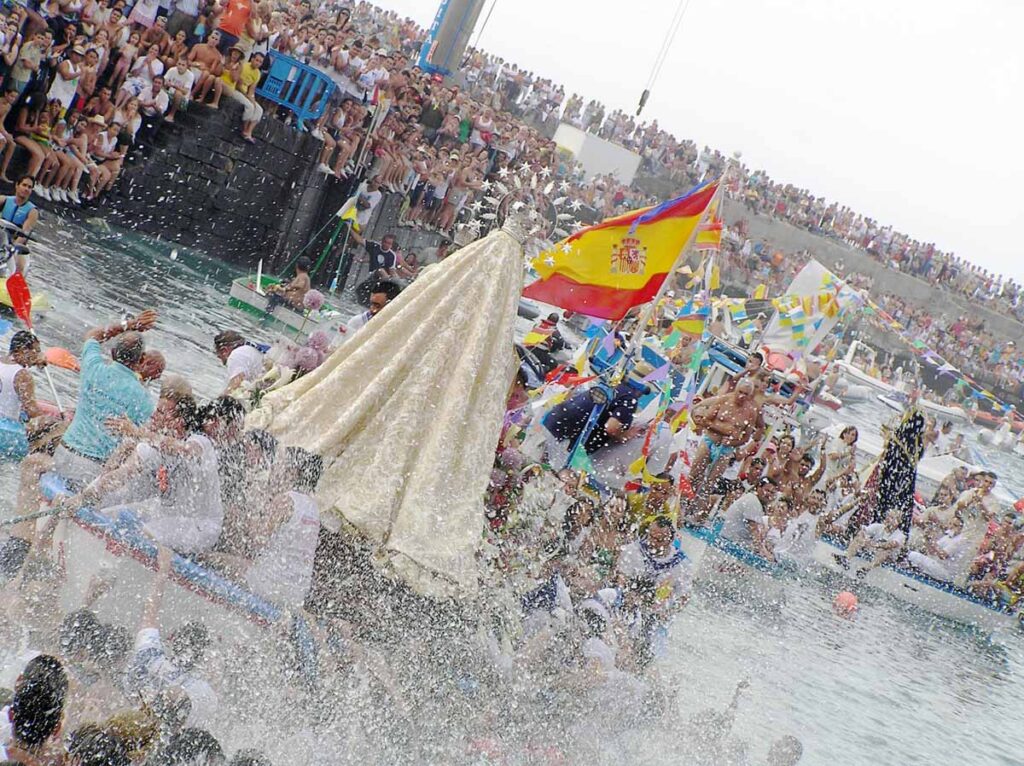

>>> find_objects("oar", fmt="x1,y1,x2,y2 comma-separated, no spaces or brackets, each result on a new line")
44,346,79,372
6,272,65,417
0,505,63,528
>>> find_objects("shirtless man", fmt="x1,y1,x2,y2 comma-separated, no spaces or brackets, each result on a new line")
188,30,224,108
688,378,767,514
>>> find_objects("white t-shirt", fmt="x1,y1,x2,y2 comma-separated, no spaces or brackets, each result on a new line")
721,492,766,543
123,628,217,727
773,512,818,567
226,344,265,385
356,189,382,228
616,539,692,607
134,433,223,553
245,492,320,608
863,521,906,548
164,67,195,95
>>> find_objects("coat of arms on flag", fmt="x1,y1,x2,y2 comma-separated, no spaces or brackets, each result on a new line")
610,236,647,275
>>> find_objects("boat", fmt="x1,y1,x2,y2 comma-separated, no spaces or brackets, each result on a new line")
813,392,843,411
36,475,319,705
227,275,341,339
833,359,898,396
810,537,1022,633
821,422,1016,506
877,393,970,427
974,410,1024,434
680,516,1021,634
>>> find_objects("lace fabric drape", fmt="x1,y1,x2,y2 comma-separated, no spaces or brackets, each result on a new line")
248,229,523,598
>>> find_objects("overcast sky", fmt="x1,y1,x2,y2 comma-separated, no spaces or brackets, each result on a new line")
379,0,1024,281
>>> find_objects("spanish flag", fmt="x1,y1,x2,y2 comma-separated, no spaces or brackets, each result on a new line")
523,180,719,320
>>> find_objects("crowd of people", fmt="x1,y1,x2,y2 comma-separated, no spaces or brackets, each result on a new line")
491,340,1023,652
0,0,278,205
455,39,1024,327
706,221,1024,406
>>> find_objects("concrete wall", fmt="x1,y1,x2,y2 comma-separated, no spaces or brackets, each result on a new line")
78,99,336,272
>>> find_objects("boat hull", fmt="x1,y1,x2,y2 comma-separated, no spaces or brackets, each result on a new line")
810,538,1020,634
228,277,332,339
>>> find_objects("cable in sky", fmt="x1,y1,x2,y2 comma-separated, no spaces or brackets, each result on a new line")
638,0,694,115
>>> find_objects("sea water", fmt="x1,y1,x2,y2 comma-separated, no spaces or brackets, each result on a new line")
1,217,1023,765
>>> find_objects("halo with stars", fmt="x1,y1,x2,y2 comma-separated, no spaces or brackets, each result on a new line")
457,163,583,263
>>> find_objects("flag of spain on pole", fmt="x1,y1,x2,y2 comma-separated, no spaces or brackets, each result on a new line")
523,180,719,320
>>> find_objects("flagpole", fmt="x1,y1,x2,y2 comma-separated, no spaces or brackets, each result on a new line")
623,172,727,360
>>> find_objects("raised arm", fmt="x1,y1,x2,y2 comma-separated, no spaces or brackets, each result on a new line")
85,308,157,342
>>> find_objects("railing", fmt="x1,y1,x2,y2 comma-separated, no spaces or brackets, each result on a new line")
256,50,336,131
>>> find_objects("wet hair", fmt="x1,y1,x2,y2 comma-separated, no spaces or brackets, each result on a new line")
283,446,323,492
367,279,401,301
66,724,130,766
149,686,191,734
168,621,210,671
9,330,39,355
295,256,311,272
111,331,145,367
10,655,68,747
159,728,225,766
778,434,795,449
58,608,104,657
649,515,674,531
15,173,34,187
202,396,246,430
840,425,858,440
97,624,131,671
228,750,272,766
213,330,244,352
176,396,205,435
245,429,278,466
748,351,764,364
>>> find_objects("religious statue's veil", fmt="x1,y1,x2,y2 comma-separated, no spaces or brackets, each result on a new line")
248,223,527,599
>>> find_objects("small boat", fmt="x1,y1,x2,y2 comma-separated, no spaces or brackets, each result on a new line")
877,394,904,413
813,392,843,411
682,517,1021,634
36,475,319,711
974,410,1024,434
811,537,1021,634
227,275,341,339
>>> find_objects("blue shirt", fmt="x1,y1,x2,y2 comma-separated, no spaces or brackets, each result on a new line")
62,339,155,460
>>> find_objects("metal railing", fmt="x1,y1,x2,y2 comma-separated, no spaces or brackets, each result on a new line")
256,50,336,131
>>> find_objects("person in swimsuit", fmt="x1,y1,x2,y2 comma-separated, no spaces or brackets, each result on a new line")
688,378,767,517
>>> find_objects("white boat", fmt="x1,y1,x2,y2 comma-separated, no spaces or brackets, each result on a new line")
228,275,341,339
37,475,319,714
833,359,898,395
811,537,1021,634
681,518,1021,635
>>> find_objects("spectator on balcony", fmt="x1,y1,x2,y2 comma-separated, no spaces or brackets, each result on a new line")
189,30,225,108
137,74,169,142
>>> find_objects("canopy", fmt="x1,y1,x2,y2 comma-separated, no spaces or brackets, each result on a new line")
248,228,523,599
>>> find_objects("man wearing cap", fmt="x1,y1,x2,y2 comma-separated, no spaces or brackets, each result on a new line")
213,330,265,394
47,44,84,112
54,311,159,489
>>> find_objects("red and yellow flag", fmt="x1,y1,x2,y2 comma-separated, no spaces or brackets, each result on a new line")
695,218,723,251
523,180,719,320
